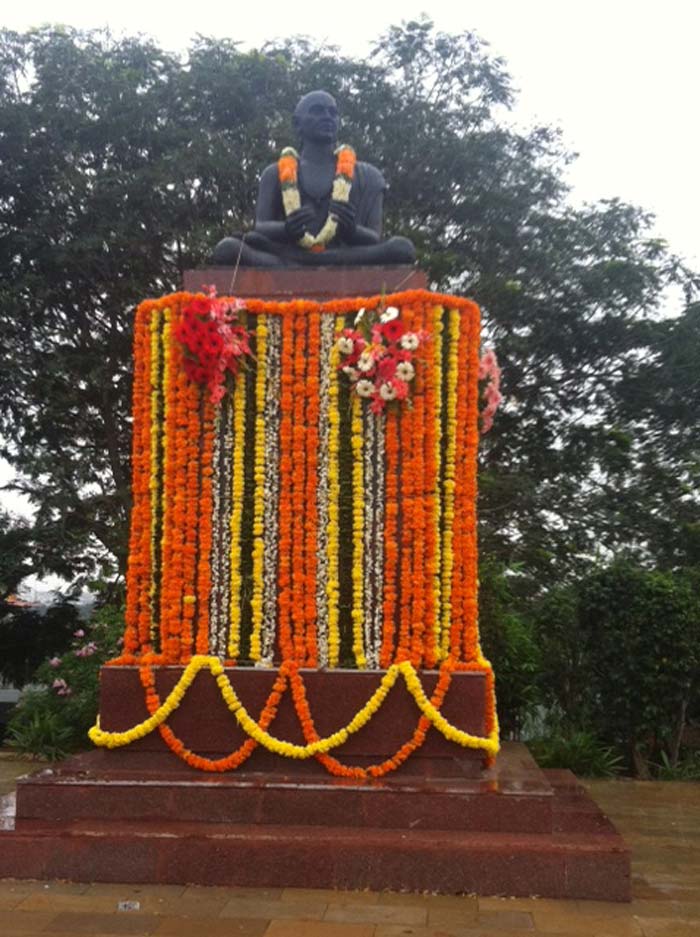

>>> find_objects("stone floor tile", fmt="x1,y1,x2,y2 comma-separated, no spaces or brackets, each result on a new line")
282,886,380,905
264,921,374,937
533,910,643,935
474,909,535,930
48,910,161,934
15,892,127,913
478,897,578,914
637,918,700,937
377,891,433,907
155,915,269,936
220,897,325,920
425,894,480,912
424,906,480,929
373,926,477,937
630,900,700,918
134,895,231,917
0,909,58,932
182,884,283,901
0,878,88,895
324,902,427,925
87,884,186,899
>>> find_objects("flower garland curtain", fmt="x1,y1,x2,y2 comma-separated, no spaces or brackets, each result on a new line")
119,290,483,673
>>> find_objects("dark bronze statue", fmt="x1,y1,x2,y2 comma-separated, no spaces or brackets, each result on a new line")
212,91,415,267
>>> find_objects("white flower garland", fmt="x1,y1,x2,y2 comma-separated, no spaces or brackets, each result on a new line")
315,314,335,668
261,315,282,666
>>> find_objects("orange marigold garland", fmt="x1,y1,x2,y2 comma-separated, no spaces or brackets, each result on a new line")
379,407,399,668
291,311,308,664
422,304,442,668
303,311,320,666
276,312,295,663
462,305,481,661
111,288,498,775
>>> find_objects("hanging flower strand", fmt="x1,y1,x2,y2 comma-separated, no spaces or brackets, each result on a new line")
478,348,502,433
336,305,428,414
174,287,252,405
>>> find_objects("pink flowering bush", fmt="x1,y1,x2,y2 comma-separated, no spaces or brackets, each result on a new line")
478,348,503,433
6,605,125,759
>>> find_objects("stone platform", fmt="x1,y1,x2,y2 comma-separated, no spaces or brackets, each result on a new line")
183,264,426,300
0,743,630,900
97,665,488,773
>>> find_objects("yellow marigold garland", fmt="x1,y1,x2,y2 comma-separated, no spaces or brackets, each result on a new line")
89,654,499,759
440,308,460,660
249,316,267,662
350,393,366,668
429,306,444,663
326,316,343,666
227,369,247,659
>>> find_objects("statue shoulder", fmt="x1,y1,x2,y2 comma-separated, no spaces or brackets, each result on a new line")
355,160,387,192
259,163,281,189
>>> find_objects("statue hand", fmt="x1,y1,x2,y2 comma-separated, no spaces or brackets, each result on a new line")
330,200,357,240
285,206,315,241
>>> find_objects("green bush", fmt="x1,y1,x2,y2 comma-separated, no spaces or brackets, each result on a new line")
6,604,124,760
478,560,541,738
532,562,700,777
529,731,624,778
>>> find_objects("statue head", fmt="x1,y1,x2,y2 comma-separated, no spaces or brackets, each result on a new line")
292,90,339,146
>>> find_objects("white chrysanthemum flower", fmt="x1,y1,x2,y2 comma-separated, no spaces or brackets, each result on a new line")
357,351,375,372
395,361,415,382
356,379,375,398
343,365,359,380
379,382,397,401
337,336,355,355
400,332,419,350
380,305,399,323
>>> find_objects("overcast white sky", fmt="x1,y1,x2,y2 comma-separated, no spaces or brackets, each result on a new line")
2,0,698,531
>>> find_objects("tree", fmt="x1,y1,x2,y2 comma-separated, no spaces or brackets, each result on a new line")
0,19,697,605
0,511,78,686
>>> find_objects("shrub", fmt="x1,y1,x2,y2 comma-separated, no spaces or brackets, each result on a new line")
6,603,124,759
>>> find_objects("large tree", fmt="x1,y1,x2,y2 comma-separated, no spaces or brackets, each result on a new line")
0,19,696,601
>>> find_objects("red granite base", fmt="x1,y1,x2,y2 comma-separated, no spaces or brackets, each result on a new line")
183,265,427,300
97,665,489,774
0,743,630,900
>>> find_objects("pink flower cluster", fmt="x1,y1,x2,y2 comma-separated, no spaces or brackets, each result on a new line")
74,641,98,658
52,678,72,696
478,348,503,433
175,287,252,404
337,307,427,413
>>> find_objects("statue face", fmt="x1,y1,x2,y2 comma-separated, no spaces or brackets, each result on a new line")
293,91,339,145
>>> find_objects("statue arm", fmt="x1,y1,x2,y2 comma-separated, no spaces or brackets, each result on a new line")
342,164,385,245
253,166,288,242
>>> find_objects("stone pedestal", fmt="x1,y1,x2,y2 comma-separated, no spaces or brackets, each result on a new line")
0,743,630,900
183,264,427,299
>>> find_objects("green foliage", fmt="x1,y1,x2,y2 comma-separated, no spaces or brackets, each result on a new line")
655,750,700,782
0,21,696,592
529,731,624,778
477,560,540,737
531,562,700,776
578,564,700,776
6,604,124,758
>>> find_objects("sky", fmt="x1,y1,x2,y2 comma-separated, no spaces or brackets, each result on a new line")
2,0,698,538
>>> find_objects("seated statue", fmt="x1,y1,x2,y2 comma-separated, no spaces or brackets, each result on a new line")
212,90,416,267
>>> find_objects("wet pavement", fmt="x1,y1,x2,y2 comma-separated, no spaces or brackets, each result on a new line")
0,754,699,936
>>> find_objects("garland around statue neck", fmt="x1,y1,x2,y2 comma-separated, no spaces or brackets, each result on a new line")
278,145,356,252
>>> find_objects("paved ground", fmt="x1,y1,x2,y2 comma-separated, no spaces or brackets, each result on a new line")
1,755,699,936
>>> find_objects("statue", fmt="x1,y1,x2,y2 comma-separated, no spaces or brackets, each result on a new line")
212,91,416,267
